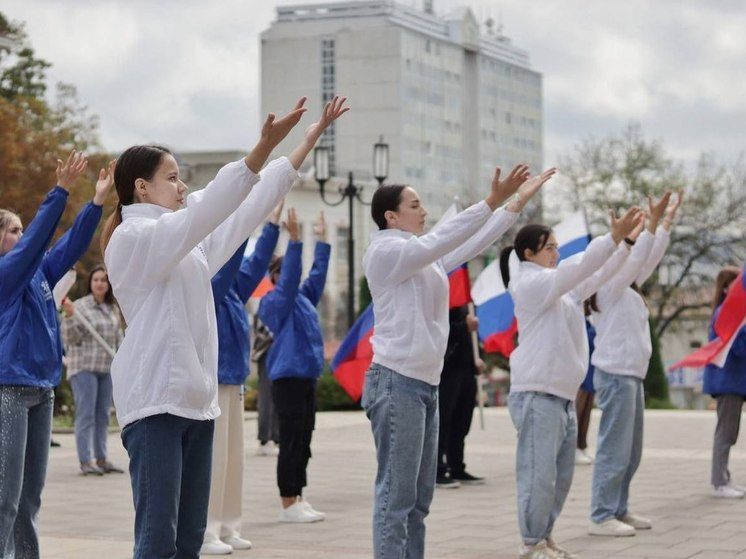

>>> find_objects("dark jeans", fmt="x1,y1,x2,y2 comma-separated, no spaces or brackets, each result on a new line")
121,413,214,559
257,357,280,444
0,386,54,559
272,377,316,497
712,394,744,487
437,371,476,477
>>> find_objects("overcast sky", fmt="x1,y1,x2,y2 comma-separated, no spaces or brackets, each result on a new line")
3,0,744,166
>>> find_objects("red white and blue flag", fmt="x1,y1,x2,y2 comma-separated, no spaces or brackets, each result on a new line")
670,268,746,370
471,211,591,357
331,305,375,401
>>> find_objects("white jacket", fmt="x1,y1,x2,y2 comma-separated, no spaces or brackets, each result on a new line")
509,234,629,400
105,157,298,427
591,228,670,378
364,202,518,385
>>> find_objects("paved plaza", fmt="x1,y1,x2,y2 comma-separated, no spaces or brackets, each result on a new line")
39,408,746,558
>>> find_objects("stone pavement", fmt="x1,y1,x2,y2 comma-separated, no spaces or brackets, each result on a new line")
39,408,746,558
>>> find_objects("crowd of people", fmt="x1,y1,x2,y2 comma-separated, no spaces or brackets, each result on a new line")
0,94,743,559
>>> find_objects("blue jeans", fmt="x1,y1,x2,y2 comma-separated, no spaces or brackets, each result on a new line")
362,364,439,559
591,370,644,523
0,386,54,559
508,391,577,545
121,414,214,559
70,371,113,464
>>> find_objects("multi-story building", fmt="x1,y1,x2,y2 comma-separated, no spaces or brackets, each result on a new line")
258,0,543,339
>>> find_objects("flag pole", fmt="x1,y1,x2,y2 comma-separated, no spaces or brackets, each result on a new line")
467,302,485,430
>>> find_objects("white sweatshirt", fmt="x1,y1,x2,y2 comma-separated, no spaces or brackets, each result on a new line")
105,157,298,427
509,234,629,401
364,203,519,385
591,228,670,378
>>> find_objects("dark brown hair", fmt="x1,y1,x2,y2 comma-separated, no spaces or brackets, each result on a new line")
86,264,116,305
712,266,740,312
499,224,553,287
370,184,407,230
100,144,173,252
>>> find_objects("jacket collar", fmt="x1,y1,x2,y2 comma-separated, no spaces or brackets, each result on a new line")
369,228,415,242
121,203,173,221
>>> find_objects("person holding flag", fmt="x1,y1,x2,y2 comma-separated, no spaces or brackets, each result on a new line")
361,163,555,559
0,151,113,559
703,266,746,498
499,205,642,559
587,192,678,537
200,199,284,555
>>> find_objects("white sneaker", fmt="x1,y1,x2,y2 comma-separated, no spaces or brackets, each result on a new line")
588,518,635,537
574,449,592,465
278,502,322,523
728,482,746,493
299,500,326,521
222,535,252,550
619,512,652,530
546,538,579,558
257,442,279,456
712,485,745,499
200,540,233,555
519,540,560,559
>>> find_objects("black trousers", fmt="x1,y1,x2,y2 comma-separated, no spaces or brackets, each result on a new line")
272,377,316,497
437,371,477,477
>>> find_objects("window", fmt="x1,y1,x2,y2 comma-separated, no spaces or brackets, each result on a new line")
321,39,336,174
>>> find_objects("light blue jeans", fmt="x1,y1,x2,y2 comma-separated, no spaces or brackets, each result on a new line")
0,386,54,559
508,391,577,545
362,364,439,559
591,369,644,523
70,371,113,464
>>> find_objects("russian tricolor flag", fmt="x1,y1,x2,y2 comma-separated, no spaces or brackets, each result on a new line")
670,267,746,369
472,211,591,357
331,305,375,401
435,200,473,308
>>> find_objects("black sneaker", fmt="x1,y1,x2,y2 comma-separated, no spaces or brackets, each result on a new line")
435,475,461,489
450,471,485,485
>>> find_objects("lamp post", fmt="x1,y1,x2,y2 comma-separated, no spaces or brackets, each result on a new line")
314,136,389,328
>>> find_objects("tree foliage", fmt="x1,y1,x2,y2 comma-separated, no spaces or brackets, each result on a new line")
558,123,746,339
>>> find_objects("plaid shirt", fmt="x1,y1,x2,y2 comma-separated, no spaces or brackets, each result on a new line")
61,294,124,377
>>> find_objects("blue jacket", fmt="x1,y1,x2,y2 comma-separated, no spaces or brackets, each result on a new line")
703,305,746,397
258,240,330,381
580,320,597,393
0,188,102,387
212,222,279,385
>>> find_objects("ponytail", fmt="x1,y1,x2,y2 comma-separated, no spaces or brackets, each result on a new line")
100,203,123,253
100,144,172,254
500,224,554,287
499,246,513,287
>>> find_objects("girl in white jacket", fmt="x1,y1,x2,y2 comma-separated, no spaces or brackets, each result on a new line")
362,164,556,559
588,192,681,537
102,97,348,559
499,207,642,559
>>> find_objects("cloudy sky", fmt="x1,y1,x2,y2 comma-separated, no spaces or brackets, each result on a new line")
3,0,744,166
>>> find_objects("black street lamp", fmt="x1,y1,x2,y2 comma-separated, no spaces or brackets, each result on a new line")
314,136,389,328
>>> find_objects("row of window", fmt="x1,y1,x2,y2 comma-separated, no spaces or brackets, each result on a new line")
321,39,336,173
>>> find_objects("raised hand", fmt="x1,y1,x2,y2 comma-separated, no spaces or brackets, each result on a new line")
56,150,88,190
304,96,350,146
93,159,117,206
289,95,351,170
628,213,646,241
284,208,300,242
269,198,285,225
261,97,308,149
506,167,558,212
485,164,529,210
313,211,327,242
609,206,643,244
646,190,671,232
663,191,684,230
